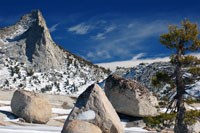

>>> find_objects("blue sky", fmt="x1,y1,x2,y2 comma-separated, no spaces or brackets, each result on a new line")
1,0,200,64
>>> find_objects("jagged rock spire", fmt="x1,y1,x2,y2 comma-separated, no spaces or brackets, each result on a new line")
18,9,52,41
0,10,109,95
0,10,108,74
0,10,61,70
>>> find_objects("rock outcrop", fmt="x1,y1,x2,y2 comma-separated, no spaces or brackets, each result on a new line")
62,84,124,133
62,120,102,133
11,89,52,124
105,74,158,117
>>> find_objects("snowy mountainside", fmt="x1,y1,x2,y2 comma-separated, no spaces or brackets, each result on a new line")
0,57,108,96
115,62,200,98
0,10,109,95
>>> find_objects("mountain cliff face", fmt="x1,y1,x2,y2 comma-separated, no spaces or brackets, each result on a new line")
0,10,109,95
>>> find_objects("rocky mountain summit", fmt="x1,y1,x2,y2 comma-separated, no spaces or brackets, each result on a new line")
0,10,109,95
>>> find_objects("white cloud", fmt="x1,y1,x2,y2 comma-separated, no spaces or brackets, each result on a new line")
86,52,95,59
49,23,59,32
94,25,116,40
132,53,146,60
128,20,168,38
87,50,111,60
105,25,116,33
68,23,92,35
95,33,106,40
127,23,134,28
86,36,141,61
97,51,111,58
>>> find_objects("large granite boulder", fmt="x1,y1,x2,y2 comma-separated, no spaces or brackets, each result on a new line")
11,90,52,124
105,74,158,117
62,84,124,133
62,120,102,133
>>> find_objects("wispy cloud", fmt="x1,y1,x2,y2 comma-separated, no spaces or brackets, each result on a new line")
86,19,169,62
95,33,106,40
105,25,116,33
64,13,176,63
126,20,168,38
87,50,111,60
94,25,116,40
49,23,59,32
127,23,134,28
131,53,146,60
68,23,93,35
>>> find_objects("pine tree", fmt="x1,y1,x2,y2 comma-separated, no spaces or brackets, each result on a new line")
160,19,200,133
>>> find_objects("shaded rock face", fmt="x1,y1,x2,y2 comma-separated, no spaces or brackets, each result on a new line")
0,10,64,71
63,84,124,133
11,90,51,124
105,74,158,117
62,120,102,133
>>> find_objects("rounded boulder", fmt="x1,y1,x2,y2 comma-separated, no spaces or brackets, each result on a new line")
11,90,52,124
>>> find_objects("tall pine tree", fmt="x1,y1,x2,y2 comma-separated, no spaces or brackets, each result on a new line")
160,19,200,133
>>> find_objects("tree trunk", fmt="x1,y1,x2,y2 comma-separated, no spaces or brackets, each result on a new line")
174,48,188,133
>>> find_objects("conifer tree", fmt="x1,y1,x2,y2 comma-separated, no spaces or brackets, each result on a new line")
160,19,200,133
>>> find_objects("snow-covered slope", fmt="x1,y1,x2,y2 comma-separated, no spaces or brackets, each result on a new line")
0,58,108,96
0,10,109,95
117,62,200,98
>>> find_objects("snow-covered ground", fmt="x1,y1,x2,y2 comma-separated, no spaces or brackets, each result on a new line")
0,125,151,133
52,108,71,115
160,105,200,113
0,126,62,133
0,100,10,105
0,100,152,133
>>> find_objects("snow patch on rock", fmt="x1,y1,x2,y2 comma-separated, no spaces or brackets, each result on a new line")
76,110,96,120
